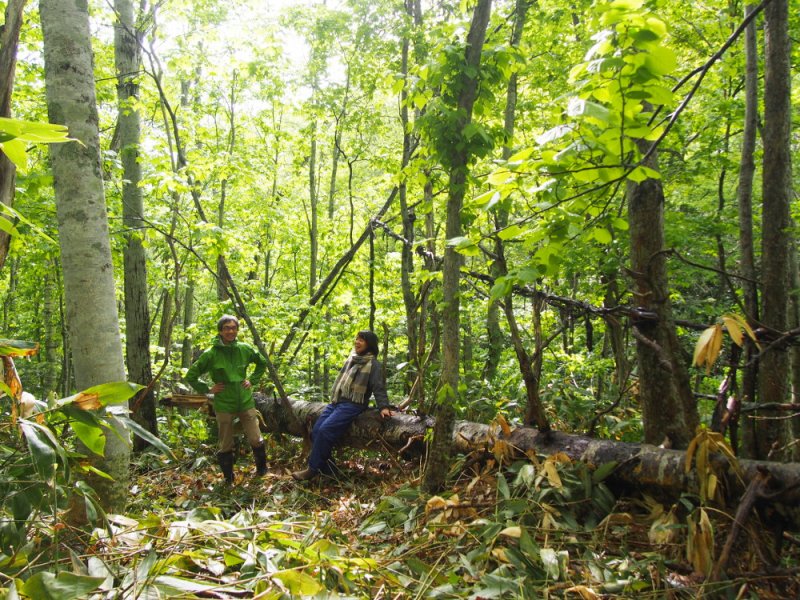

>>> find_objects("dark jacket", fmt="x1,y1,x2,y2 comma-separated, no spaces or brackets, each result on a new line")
185,336,267,413
333,357,390,409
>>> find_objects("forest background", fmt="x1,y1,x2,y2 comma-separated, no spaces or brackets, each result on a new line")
0,0,799,598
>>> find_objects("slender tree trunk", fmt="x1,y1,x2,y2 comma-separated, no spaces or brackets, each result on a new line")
0,0,25,272
752,0,792,461
42,268,58,395
308,127,320,391
181,279,196,369
627,141,699,449
485,0,529,383
398,0,421,398
40,0,129,516
737,3,759,417
115,0,156,450
424,0,493,494
157,288,173,362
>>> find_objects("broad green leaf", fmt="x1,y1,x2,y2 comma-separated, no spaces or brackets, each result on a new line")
20,572,105,600
497,224,526,241
609,0,645,10
0,139,27,172
490,277,513,301
567,97,610,123
592,461,618,484
71,419,106,456
59,381,143,410
626,165,661,183
507,147,534,163
487,169,513,185
121,416,176,459
0,203,57,245
0,339,39,357
20,420,57,480
272,570,324,595
591,228,613,244
497,472,510,499
153,576,225,595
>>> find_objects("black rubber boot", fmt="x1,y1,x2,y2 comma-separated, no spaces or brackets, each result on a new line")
252,444,267,477
217,451,235,484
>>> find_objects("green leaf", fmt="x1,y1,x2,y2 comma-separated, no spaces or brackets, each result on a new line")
497,224,526,241
487,169,513,185
153,576,226,595
20,571,105,600
497,472,510,500
0,339,40,357
59,381,144,410
567,97,610,123
20,421,57,481
71,419,106,456
0,139,27,172
592,228,613,244
626,165,661,183
120,416,176,459
592,461,618,483
272,570,324,595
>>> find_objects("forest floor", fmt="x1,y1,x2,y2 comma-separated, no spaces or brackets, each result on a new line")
123,429,800,599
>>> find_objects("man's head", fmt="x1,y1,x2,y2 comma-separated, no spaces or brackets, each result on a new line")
217,315,239,343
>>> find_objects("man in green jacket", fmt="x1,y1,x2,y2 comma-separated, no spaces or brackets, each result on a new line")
185,314,268,484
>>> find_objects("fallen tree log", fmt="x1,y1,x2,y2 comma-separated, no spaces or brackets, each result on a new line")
255,394,800,532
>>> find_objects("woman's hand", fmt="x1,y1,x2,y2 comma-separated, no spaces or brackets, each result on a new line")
242,379,252,389
210,383,225,394
380,407,393,419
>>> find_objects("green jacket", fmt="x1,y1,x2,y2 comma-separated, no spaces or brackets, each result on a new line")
185,336,267,413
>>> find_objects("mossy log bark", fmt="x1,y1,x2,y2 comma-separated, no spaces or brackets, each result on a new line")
256,394,800,532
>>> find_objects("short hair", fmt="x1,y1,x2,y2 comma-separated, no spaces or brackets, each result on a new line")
217,314,239,331
357,330,380,356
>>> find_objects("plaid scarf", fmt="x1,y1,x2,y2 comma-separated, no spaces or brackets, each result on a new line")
330,353,374,405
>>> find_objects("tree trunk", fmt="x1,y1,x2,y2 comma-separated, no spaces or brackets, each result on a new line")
627,141,699,449
424,0,493,493
485,0,529,384
737,3,760,421
254,395,800,532
40,0,129,515
0,0,25,272
398,0,421,399
181,279,196,369
42,267,59,396
115,0,157,450
751,0,793,462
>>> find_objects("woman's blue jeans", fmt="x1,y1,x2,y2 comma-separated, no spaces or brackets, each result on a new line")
308,401,366,473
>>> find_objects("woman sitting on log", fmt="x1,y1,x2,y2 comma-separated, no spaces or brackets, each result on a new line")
292,330,394,481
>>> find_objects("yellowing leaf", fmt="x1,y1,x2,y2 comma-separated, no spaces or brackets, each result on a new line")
271,570,324,596
565,585,600,599
692,324,723,373
498,526,522,539
544,460,562,489
495,413,512,436
491,547,509,563
721,315,743,346
73,392,102,411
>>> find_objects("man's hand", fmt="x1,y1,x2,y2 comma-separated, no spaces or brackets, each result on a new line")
242,379,252,389
380,407,393,419
210,383,225,394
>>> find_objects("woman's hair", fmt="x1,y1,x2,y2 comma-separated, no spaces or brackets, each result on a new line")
357,330,380,356
217,314,239,331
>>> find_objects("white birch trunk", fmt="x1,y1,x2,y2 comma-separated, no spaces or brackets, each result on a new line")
40,0,130,515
